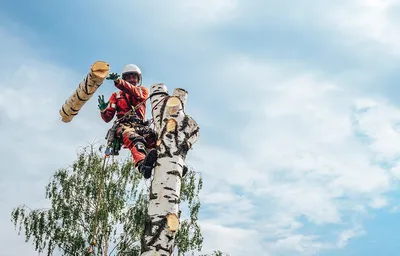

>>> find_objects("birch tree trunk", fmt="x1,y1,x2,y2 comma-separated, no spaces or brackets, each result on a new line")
140,83,200,256
59,60,109,123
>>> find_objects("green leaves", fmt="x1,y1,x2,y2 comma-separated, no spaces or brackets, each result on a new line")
175,167,204,255
10,144,207,255
10,144,142,255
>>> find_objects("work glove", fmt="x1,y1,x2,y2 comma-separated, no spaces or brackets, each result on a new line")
106,72,120,81
98,95,109,111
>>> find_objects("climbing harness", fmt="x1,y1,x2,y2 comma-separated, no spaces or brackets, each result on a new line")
104,122,123,156
104,101,146,157
104,91,169,157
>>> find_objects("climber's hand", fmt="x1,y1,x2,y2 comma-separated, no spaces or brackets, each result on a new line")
106,72,120,81
98,95,109,111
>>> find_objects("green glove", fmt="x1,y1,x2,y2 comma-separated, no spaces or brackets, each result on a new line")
98,95,109,111
106,72,120,80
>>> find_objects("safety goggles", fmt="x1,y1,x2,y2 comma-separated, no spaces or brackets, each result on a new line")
122,72,139,79
122,72,139,80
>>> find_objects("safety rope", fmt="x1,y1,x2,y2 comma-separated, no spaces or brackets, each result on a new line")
115,91,168,122
88,154,110,254
151,94,169,113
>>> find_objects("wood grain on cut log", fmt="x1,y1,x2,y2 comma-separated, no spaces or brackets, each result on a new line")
140,83,199,256
166,213,179,232
166,119,177,132
59,61,109,123
166,97,181,115
172,88,187,111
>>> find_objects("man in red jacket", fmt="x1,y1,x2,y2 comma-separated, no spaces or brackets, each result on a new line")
98,64,157,179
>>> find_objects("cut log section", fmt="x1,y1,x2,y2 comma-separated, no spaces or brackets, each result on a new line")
59,61,110,123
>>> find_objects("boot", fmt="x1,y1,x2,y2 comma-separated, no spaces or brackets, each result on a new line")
137,149,157,179
182,165,188,177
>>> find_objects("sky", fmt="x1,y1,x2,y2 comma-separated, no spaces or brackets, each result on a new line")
2,0,400,255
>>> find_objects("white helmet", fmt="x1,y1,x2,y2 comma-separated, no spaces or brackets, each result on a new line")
121,64,142,85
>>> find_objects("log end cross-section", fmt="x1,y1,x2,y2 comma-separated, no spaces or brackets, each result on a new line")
166,119,177,133
166,213,179,232
166,96,181,115
91,61,110,80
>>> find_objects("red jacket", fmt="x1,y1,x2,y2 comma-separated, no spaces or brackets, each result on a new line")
100,79,148,123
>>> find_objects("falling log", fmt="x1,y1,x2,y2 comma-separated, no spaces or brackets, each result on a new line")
59,61,110,123
140,84,200,256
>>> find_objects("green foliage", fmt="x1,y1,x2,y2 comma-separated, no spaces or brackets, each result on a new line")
11,144,144,255
114,166,204,255
10,144,205,256
176,168,204,256
112,184,148,255
202,251,230,256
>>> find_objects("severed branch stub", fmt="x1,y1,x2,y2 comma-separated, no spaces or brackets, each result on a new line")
140,83,200,256
166,213,179,232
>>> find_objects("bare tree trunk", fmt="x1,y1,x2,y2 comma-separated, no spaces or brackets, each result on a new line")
140,84,200,256
59,60,109,123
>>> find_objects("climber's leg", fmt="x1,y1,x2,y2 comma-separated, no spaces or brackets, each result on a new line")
121,127,157,179
121,128,146,164
143,127,158,150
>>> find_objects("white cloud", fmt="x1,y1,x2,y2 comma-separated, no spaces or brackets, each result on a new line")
198,221,266,256
352,98,400,160
0,27,112,256
307,0,400,56
389,205,400,212
99,0,239,32
195,0,400,58
178,0,239,25
188,53,400,255
328,1,400,60
336,225,365,248
369,196,388,209
268,234,328,256
390,163,400,179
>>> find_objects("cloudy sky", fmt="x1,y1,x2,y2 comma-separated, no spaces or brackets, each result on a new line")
2,0,400,255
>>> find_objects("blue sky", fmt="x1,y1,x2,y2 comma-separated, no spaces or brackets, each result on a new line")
2,0,400,255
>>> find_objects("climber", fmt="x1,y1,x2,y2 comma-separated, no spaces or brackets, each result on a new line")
98,64,157,179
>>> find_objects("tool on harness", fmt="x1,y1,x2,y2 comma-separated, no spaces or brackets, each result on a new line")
104,122,122,156
104,108,140,156
104,105,151,157
103,91,168,157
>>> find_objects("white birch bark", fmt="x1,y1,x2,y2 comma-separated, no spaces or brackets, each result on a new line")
59,60,109,123
140,84,200,256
